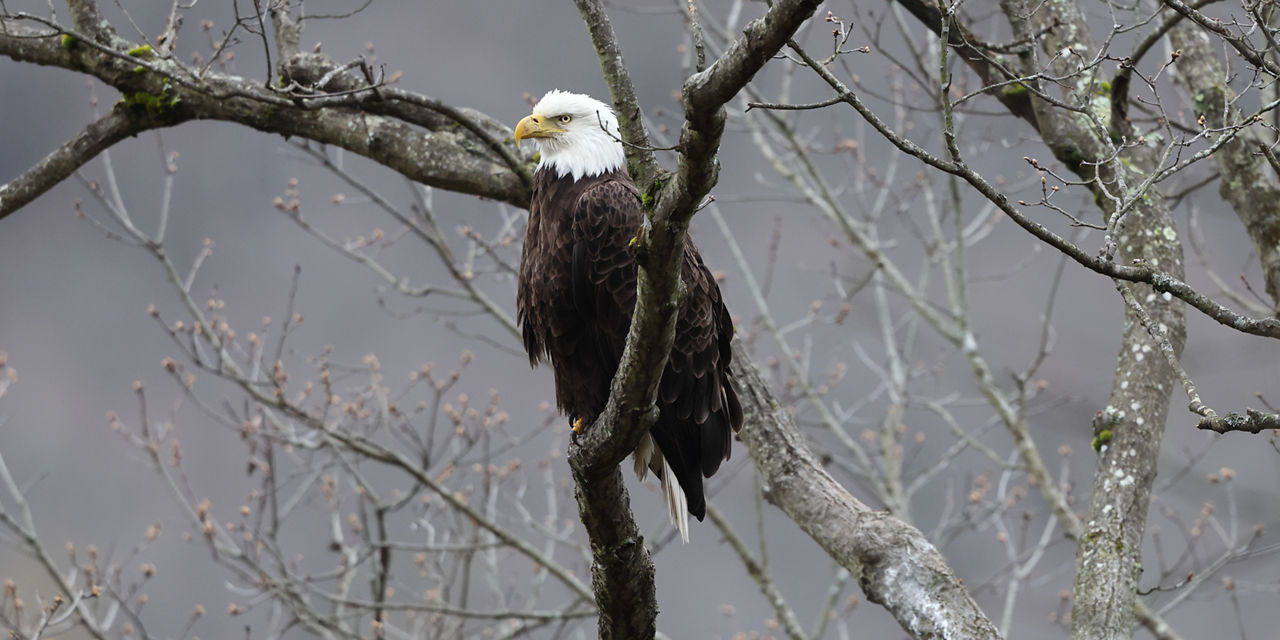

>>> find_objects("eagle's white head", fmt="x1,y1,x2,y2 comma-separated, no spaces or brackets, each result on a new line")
514,90,627,181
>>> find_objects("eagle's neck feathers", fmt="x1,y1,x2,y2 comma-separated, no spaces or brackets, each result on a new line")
537,127,626,181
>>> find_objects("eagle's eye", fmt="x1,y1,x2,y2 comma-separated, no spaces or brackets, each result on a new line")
557,114,572,125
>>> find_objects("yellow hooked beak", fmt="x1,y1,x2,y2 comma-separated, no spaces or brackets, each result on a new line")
514,113,565,144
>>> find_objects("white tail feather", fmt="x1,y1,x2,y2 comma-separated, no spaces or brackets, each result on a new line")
633,433,655,482
632,434,689,543
661,459,690,543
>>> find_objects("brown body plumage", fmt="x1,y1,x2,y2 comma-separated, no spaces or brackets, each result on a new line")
514,91,742,537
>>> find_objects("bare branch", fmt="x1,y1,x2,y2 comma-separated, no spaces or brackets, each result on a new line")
1197,409,1280,434
572,0,658,188
0,106,158,221
784,39,1280,340
564,2,824,636
706,504,808,640
730,339,1003,640
1168,18,1280,312
0,23,533,210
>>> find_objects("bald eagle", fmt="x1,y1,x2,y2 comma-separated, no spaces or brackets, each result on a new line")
514,90,742,542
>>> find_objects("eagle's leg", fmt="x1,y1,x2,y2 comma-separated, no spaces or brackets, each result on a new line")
572,417,587,434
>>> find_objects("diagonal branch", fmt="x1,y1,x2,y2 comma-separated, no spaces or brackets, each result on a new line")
572,0,658,189
565,1,824,637
0,107,165,221
1166,18,1280,313
729,339,1003,640
815,5,1194,638
0,23,534,211
567,0,827,485
1160,0,1280,77
706,504,809,640
279,52,535,192
892,0,1039,126
66,0,117,44
780,40,1280,341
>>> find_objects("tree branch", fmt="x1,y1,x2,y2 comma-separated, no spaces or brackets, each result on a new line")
891,0,1040,127
706,504,809,640
783,37,1280,341
565,1,824,636
0,107,158,221
0,23,534,210
994,3,1187,638
4,4,1252,638
1197,409,1280,434
1167,18,1280,312
65,0,117,44
875,3,1197,638
278,52,535,193
573,0,658,189
730,339,1003,640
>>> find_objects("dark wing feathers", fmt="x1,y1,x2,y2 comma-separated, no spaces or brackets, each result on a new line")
572,179,637,369
519,169,741,523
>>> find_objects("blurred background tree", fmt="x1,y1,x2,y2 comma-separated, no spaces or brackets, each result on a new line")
1,1,1278,639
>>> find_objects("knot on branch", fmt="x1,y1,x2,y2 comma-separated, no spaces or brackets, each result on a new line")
595,534,645,558
280,52,380,97
1197,409,1280,434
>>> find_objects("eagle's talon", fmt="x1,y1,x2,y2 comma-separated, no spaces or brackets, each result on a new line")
572,417,587,435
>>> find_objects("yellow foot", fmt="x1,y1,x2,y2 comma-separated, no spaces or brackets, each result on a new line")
572,417,587,434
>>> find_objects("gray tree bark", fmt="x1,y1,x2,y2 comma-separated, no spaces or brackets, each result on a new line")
8,1,1280,639
0,2,1007,637
999,1,1186,637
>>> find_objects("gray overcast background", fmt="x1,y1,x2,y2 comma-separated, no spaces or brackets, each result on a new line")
1,1,1278,638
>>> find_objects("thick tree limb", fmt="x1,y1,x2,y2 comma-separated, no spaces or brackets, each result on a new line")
267,0,303,61
66,0,116,44
0,107,162,221
994,2,1186,638
0,22,533,212
572,0,658,189
0,4,1239,639
1167,20,1280,313
567,465,654,639
565,1,823,636
277,53,534,192
879,2,1195,638
730,340,1003,640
